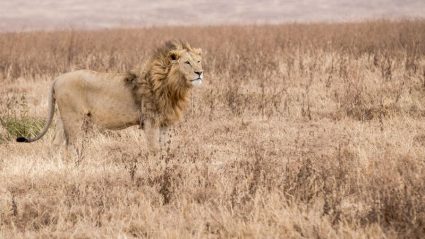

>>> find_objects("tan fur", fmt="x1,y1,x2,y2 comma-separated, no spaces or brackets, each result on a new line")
19,40,204,154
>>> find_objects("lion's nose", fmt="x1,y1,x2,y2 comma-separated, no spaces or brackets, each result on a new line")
195,71,203,76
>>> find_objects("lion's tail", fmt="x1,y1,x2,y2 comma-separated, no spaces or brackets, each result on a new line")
16,80,57,143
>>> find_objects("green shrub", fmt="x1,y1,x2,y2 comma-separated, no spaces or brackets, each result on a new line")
0,116,44,143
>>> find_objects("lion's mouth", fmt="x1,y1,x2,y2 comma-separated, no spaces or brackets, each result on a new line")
191,78,203,86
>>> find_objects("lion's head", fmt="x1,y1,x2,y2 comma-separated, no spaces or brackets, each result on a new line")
148,40,204,89
169,44,203,87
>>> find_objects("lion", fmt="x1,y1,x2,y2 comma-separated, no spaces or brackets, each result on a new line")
16,40,204,154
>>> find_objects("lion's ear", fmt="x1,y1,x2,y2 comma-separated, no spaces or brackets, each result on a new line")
193,48,202,56
169,50,181,63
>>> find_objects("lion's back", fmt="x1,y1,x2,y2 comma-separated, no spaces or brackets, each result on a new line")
54,70,129,94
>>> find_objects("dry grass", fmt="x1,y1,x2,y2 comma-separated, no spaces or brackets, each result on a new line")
1,20,425,238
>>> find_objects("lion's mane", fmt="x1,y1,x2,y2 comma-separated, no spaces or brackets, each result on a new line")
126,40,196,127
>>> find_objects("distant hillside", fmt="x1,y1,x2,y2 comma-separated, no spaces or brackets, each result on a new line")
0,0,424,31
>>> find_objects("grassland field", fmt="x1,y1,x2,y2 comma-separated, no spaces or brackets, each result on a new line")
1,20,425,238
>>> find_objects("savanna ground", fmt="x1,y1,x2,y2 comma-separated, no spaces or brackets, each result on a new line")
1,20,425,238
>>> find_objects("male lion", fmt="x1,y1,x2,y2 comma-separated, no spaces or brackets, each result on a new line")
16,40,203,154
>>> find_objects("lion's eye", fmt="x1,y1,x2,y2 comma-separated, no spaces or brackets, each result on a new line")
185,61,191,65
197,61,201,63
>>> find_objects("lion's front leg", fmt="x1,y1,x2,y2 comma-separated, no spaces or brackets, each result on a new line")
144,119,160,155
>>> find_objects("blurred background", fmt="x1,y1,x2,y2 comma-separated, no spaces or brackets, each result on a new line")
1,0,424,31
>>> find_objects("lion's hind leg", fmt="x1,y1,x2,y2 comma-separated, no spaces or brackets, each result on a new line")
50,116,68,161
58,109,88,163
52,117,66,147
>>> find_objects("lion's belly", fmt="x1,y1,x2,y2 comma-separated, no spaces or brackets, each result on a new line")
91,104,140,130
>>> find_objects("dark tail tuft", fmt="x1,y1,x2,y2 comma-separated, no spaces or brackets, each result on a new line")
16,137,29,143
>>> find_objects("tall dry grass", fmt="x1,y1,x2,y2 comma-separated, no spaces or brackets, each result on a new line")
1,20,425,238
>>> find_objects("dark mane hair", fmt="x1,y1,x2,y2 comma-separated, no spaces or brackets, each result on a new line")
150,39,192,63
